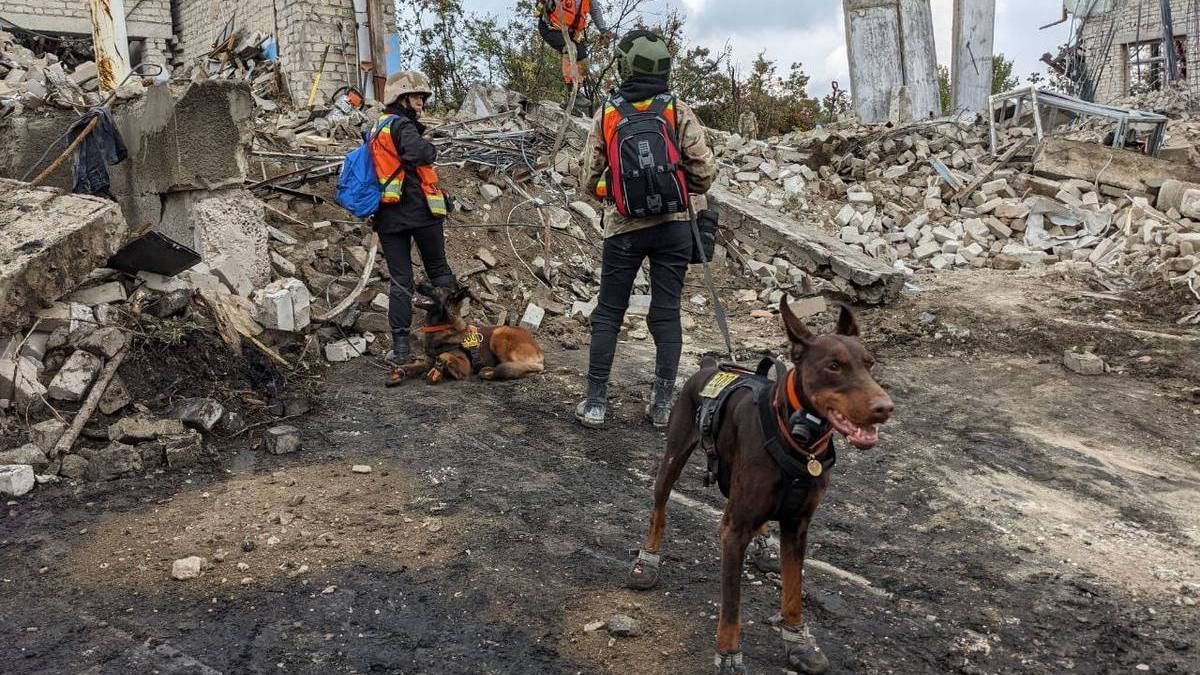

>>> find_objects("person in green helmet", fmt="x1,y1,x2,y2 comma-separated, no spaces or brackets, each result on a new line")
575,30,717,430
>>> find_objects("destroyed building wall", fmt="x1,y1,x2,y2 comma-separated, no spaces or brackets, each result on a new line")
1080,0,1200,103
0,0,173,67
843,0,942,123
172,0,395,106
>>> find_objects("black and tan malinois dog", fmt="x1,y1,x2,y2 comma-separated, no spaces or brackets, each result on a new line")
627,297,894,674
387,283,545,386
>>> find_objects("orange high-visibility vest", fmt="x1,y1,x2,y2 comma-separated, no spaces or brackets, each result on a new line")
593,97,679,201
538,0,591,34
368,114,447,217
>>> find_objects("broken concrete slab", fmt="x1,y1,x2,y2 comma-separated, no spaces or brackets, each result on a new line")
98,375,132,415
59,454,88,481
1033,138,1200,195
47,350,103,401
519,304,545,332
74,326,127,359
0,464,35,496
324,336,367,362
709,186,904,304
160,189,271,288
161,430,209,468
108,416,188,442
0,444,49,472
0,353,46,408
29,419,67,456
0,181,127,333
1063,350,1105,376
81,441,144,481
66,281,128,306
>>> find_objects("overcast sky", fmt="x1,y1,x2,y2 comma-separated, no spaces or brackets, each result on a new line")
447,0,1076,96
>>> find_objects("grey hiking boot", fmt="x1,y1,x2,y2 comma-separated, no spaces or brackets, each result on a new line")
385,333,413,365
575,380,607,429
782,624,828,674
646,377,675,428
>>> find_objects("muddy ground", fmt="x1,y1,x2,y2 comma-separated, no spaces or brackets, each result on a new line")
3,270,1199,675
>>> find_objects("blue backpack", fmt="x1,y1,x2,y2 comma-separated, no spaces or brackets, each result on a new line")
336,116,402,218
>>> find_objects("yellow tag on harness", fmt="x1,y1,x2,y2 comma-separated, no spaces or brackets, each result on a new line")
461,329,483,349
700,372,739,399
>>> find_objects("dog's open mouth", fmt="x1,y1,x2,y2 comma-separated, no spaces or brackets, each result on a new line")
826,408,880,449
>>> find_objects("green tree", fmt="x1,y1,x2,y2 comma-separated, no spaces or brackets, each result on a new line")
937,52,1021,114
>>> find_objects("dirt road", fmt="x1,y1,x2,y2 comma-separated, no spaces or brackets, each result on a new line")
3,271,1198,674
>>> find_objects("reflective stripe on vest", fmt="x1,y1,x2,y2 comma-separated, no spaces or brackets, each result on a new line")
543,0,590,33
368,114,447,216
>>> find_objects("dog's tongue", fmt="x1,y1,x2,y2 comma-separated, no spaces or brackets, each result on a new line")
827,410,881,449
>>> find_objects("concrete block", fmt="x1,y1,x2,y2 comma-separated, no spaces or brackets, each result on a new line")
67,281,127,306
519,304,546,332
0,444,49,472
1063,350,1105,376
0,180,127,333
847,191,875,204
627,295,652,317
47,351,103,401
0,465,35,496
570,298,597,319
929,254,953,270
60,455,88,480
210,259,255,296
162,430,208,468
150,289,191,318
371,293,389,311
476,248,498,268
160,189,269,289
73,326,127,359
265,425,301,454
167,397,226,432
137,271,190,293
97,375,131,416
29,419,67,456
324,336,367,362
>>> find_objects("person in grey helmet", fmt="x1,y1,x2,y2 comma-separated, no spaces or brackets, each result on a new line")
575,30,717,429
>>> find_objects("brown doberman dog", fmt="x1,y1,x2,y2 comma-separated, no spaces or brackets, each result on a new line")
627,297,894,674
387,283,545,386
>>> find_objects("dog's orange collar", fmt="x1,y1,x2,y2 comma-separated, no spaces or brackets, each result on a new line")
421,323,455,334
774,369,833,459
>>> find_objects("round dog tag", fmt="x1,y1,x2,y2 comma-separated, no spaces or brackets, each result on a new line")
807,458,823,477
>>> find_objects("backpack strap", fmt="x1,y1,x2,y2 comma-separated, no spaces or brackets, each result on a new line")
610,95,639,119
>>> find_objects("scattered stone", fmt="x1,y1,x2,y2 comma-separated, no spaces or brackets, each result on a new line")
371,293,389,311
59,455,88,481
607,614,642,637
74,326,127,359
584,620,606,632
0,354,47,407
98,376,132,415
47,351,104,402
476,248,498,268
171,557,204,580
67,281,127,306
161,430,208,468
0,444,49,473
108,416,187,442
479,183,503,201
324,336,367,362
0,465,35,496
265,425,301,455
351,464,372,474
519,304,545,332
29,420,67,455
1063,350,1105,376
628,295,652,317
83,441,144,481
167,397,226,432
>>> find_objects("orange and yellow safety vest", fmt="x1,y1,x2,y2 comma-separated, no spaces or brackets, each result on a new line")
368,114,447,217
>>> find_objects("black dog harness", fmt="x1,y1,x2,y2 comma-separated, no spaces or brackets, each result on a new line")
697,357,837,520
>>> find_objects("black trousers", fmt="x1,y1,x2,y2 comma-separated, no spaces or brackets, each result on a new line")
538,17,590,59
378,225,455,341
587,220,691,386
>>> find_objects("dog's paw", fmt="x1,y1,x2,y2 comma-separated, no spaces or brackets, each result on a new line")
478,367,496,380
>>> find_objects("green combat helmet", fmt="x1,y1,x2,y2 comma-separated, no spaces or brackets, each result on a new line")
616,30,672,80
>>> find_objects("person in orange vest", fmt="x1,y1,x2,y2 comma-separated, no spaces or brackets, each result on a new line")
371,71,455,384
535,0,612,84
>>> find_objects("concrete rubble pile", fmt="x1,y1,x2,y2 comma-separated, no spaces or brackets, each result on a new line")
0,30,139,120
711,90,1200,317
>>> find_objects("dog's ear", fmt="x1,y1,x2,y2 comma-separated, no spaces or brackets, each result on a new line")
415,282,436,299
835,305,860,337
779,294,815,349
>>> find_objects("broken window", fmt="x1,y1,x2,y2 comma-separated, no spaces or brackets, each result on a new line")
1126,37,1188,94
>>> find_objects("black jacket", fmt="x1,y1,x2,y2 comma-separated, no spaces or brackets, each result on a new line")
374,111,443,234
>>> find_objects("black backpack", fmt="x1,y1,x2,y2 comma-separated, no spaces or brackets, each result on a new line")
604,94,690,218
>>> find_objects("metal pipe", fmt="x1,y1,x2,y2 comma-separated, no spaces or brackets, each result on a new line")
88,0,131,92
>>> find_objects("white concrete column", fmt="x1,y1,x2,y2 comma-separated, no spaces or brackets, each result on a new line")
898,0,941,119
951,0,996,115
843,0,940,123
88,0,131,92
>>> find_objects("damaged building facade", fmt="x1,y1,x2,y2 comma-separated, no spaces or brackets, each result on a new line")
0,0,393,104
1080,0,1200,102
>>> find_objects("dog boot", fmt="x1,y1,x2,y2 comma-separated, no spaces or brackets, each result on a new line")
715,651,748,675
575,380,607,429
645,377,676,428
782,624,828,675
